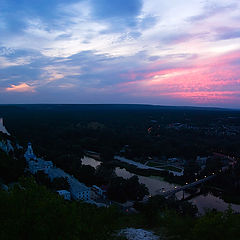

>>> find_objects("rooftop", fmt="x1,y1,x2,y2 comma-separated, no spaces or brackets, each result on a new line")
48,167,89,193
57,190,70,194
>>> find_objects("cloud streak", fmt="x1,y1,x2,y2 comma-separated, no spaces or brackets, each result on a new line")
116,50,240,106
0,0,240,107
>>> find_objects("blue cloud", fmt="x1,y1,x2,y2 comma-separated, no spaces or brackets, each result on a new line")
188,2,238,23
91,0,142,18
216,29,240,40
0,0,80,33
138,15,158,30
90,0,143,28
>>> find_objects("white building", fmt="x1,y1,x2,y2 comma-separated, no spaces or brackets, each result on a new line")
24,142,37,161
25,143,53,174
91,185,106,200
57,190,71,200
68,176,90,201
28,159,53,174
92,185,106,196
48,167,91,201
24,143,91,202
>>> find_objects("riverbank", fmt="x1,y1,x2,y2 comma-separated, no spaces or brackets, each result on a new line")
82,156,240,214
83,150,184,185
104,159,185,185
115,156,184,176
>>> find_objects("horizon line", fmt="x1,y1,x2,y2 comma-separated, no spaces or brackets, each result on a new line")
0,103,239,111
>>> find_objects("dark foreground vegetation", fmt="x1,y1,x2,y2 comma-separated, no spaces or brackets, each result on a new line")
135,195,240,240
0,177,121,240
1,178,240,240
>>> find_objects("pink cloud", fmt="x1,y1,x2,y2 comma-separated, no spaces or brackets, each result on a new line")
162,91,240,104
5,83,36,93
116,50,240,105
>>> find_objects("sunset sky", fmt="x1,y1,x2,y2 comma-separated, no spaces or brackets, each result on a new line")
0,0,240,107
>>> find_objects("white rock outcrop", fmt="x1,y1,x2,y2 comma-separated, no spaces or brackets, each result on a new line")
0,118,10,135
118,228,160,240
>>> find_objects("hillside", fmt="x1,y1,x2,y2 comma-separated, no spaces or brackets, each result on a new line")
1,109,240,240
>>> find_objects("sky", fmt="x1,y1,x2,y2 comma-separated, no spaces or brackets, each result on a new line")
0,0,240,108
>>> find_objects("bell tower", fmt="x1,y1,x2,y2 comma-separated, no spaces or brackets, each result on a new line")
27,142,34,155
25,142,36,161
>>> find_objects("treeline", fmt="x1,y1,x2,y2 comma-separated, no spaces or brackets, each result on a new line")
1,104,240,163
0,133,26,183
208,162,240,204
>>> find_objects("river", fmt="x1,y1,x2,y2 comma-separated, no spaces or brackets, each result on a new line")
81,156,240,214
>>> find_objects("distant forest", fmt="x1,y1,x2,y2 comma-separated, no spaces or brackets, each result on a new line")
0,104,240,163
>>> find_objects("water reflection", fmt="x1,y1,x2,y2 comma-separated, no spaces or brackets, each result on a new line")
82,156,101,168
115,167,177,195
81,156,240,213
82,156,177,195
190,194,240,214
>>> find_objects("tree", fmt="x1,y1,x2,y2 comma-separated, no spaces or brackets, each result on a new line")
0,177,122,240
191,208,240,240
184,159,200,181
125,176,149,201
0,149,25,183
100,146,115,162
51,177,70,191
107,176,149,203
107,177,128,203
75,165,96,185
35,170,51,187
95,164,115,184
205,157,222,174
